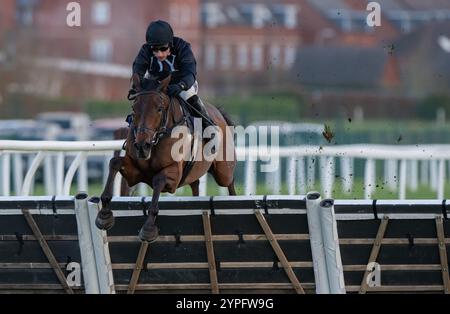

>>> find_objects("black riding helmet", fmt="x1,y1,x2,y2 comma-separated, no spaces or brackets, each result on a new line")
146,20,174,46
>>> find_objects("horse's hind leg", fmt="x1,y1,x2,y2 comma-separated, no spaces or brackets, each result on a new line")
209,160,237,196
190,180,200,196
227,179,236,196
95,156,123,230
120,178,131,196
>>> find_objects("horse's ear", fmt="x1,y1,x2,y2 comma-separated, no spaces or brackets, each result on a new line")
131,73,141,91
157,75,171,94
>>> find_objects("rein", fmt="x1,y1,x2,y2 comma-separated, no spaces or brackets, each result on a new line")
129,90,186,147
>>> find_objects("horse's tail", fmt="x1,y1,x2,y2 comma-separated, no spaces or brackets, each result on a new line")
216,106,234,127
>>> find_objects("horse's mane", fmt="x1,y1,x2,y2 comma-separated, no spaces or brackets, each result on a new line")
141,76,161,91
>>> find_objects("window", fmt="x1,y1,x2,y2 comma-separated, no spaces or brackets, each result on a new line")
284,5,298,29
270,44,281,68
237,44,248,70
90,39,113,62
17,0,36,26
284,46,296,70
202,2,226,28
205,44,216,70
181,5,191,27
252,44,263,70
248,4,272,28
220,45,232,70
274,4,298,29
170,5,191,27
92,1,111,25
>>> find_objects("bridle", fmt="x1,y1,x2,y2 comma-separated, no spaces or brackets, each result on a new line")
128,90,185,147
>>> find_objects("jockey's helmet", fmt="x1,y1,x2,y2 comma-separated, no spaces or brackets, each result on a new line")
146,20,174,47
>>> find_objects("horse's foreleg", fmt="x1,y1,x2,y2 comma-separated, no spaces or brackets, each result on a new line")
139,167,180,242
138,173,166,242
95,156,123,230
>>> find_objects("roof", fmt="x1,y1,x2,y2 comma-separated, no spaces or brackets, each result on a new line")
395,21,450,88
291,46,389,88
202,0,299,28
308,0,450,32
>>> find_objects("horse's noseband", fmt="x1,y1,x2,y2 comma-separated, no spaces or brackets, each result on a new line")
130,90,186,149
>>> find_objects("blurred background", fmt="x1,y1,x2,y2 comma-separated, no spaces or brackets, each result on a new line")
0,0,450,198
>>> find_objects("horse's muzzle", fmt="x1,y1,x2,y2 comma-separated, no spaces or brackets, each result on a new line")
134,141,153,159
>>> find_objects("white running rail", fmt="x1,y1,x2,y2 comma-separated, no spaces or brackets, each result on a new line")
1,140,450,199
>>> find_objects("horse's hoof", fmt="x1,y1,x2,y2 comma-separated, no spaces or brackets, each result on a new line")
138,226,159,243
95,212,115,230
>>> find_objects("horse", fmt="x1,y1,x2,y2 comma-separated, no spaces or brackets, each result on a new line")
95,74,237,242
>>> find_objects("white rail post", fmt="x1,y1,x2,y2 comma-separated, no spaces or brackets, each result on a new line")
13,154,24,196
340,157,353,194
319,157,326,194
306,192,330,294
21,152,45,196
385,159,398,191
321,157,335,198
1,153,10,196
287,157,297,195
437,159,445,200
26,154,36,194
77,157,88,193
297,157,306,195
63,152,86,195
219,186,228,196
409,160,419,192
56,152,64,195
102,155,110,187
319,199,346,294
399,159,407,200
138,183,148,196
87,197,115,294
274,165,282,194
113,173,122,196
43,153,55,195
244,160,256,195
74,192,100,294
430,160,438,192
364,159,375,200
307,157,316,190
199,174,208,196
420,160,429,186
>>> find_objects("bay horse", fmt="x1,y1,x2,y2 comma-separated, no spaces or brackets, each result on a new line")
95,74,237,242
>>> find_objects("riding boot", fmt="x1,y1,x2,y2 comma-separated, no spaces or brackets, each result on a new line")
188,95,217,153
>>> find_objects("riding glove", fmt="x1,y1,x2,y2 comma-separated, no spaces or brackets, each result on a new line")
167,83,184,96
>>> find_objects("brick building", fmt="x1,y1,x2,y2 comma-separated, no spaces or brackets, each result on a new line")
1,0,449,107
4,0,201,100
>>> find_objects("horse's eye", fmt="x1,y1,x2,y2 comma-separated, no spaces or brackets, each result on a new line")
158,107,163,113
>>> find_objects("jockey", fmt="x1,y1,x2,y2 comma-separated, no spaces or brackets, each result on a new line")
129,20,215,132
